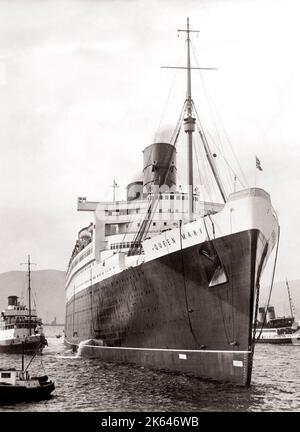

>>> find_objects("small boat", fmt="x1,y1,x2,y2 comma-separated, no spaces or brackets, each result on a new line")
0,344,55,403
56,334,62,338
255,321,297,344
0,369,55,403
255,279,300,344
0,255,48,353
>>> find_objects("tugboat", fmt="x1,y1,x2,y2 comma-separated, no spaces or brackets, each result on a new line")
0,255,47,353
255,279,300,344
0,343,55,402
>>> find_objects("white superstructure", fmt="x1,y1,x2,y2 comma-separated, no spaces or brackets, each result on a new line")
66,188,278,304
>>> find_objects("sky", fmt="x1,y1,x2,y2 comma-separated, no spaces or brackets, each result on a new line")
0,0,300,284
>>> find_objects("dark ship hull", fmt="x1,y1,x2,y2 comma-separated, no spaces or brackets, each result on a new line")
255,336,294,344
0,381,55,403
65,228,266,385
0,337,47,354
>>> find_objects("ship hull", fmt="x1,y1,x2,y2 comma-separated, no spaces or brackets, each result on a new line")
255,328,300,344
0,336,47,354
77,343,251,384
255,334,294,344
0,382,55,403
291,334,300,345
65,228,267,385
255,338,293,344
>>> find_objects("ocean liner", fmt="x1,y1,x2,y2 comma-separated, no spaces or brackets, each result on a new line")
65,19,279,385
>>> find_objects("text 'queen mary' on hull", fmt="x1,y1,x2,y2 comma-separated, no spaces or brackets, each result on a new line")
64,19,279,386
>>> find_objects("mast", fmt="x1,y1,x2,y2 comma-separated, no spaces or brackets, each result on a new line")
27,255,32,336
285,277,294,319
160,19,221,217
163,18,199,222
183,18,196,221
21,255,36,336
111,179,119,202
21,341,24,372
73,285,75,337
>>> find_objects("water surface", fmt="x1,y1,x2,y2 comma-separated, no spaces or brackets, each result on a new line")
0,326,299,412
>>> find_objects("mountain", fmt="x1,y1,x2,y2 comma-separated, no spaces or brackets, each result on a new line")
0,270,66,324
260,279,300,319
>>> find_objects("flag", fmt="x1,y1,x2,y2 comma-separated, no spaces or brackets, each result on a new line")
256,156,263,171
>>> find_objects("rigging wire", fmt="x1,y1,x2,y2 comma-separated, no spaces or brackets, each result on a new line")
179,219,204,348
199,120,245,191
255,226,281,343
191,40,246,188
128,99,186,255
97,110,182,265
24,339,45,372
202,216,231,345
170,99,186,144
190,42,227,157
194,138,218,203
99,99,187,263
193,118,216,203
154,40,187,143
193,101,227,203
69,119,175,270
193,134,204,198
190,40,249,189
193,98,237,196
19,264,38,313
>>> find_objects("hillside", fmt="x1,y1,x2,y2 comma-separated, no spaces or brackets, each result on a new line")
0,270,66,324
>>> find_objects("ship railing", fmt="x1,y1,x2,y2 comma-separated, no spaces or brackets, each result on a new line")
0,323,15,330
5,317,41,323
67,246,93,274
0,322,41,330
